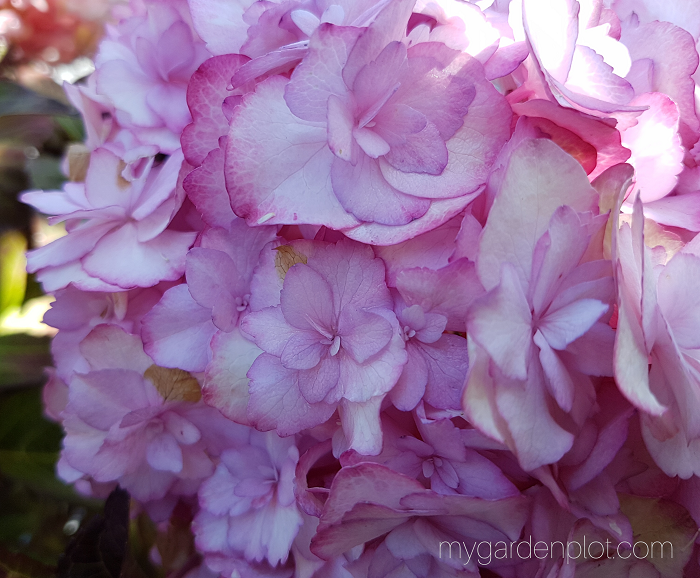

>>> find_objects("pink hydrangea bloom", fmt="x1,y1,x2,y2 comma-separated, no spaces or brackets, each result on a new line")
463,138,614,470
141,220,276,372
23,0,700,574
22,148,197,292
93,0,210,152
60,325,239,502
194,430,303,567
225,0,511,244
389,259,481,411
44,284,166,381
614,197,700,478
343,412,519,500
240,238,406,454
310,462,529,575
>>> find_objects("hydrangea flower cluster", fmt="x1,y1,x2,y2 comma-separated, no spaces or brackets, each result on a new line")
25,0,700,575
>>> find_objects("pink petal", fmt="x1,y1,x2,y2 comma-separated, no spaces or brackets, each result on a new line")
202,327,262,426
380,73,511,200
186,248,244,332
280,264,335,331
241,307,299,357
643,192,700,232
495,359,575,470
247,354,335,435
297,355,340,402
522,0,579,83
483,41,529,80
621,20,699,145
142,285,217,373
82,223,196,289
338,307,393,364
94,58,158,125
80,324,152,373
284,24,361,122
281,331,328,370
308,238,393,312
534,330,575,412
374,216,462,285
390,342,429,411
352,127,391,158
538,299,610,350
382,118,448,175
188,0,254,56
327,94,356,162
340,0,414,88
344,194,473,245
331,153,430,225
146,433,184,472
467,264,532,381
182,54,250,166
511,99,631,180
164,412,201,445
621,92,683,203
230,43,308,89
21,188,85,215
320,463,425,527
529,206,593,315
396,259,483,331
226,76,359,229
462,337,509,445
68,369,151,430
336,311,407,402
352,40,406,117
338,396,384,455
564,45,635,105
657,253,700,350
422,334,469,411
183,148,237,229
476,138,597,291
25,220,116,273
200,220,278,283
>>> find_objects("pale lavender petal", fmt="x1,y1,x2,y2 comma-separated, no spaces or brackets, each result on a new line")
247,354,335,435
338,307,393,364
467,264,532,381
142,285,217,373
280,264,335,331
226,76,358,229
146,433,184,473
534,330,575,412
538,299,609,350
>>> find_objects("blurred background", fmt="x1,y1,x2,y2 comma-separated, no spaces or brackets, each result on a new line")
0,2,173,576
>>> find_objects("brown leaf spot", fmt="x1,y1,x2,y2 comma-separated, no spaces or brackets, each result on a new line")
144,365,201,403
274,245,307,280
67,143,90,182
116,160,131,190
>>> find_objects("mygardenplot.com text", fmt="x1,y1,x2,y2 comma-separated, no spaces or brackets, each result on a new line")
439,536,673,566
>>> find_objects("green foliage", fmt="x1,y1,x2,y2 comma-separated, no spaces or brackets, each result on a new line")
0,78,97,577
0,335,52,389
0,231,26,317
0,387,102,570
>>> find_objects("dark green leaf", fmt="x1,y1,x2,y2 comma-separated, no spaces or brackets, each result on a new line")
0,545,56,578
54,116,85,143
0,335,52,390
26,156,65,191
57,488,130,578
0,82,73,117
